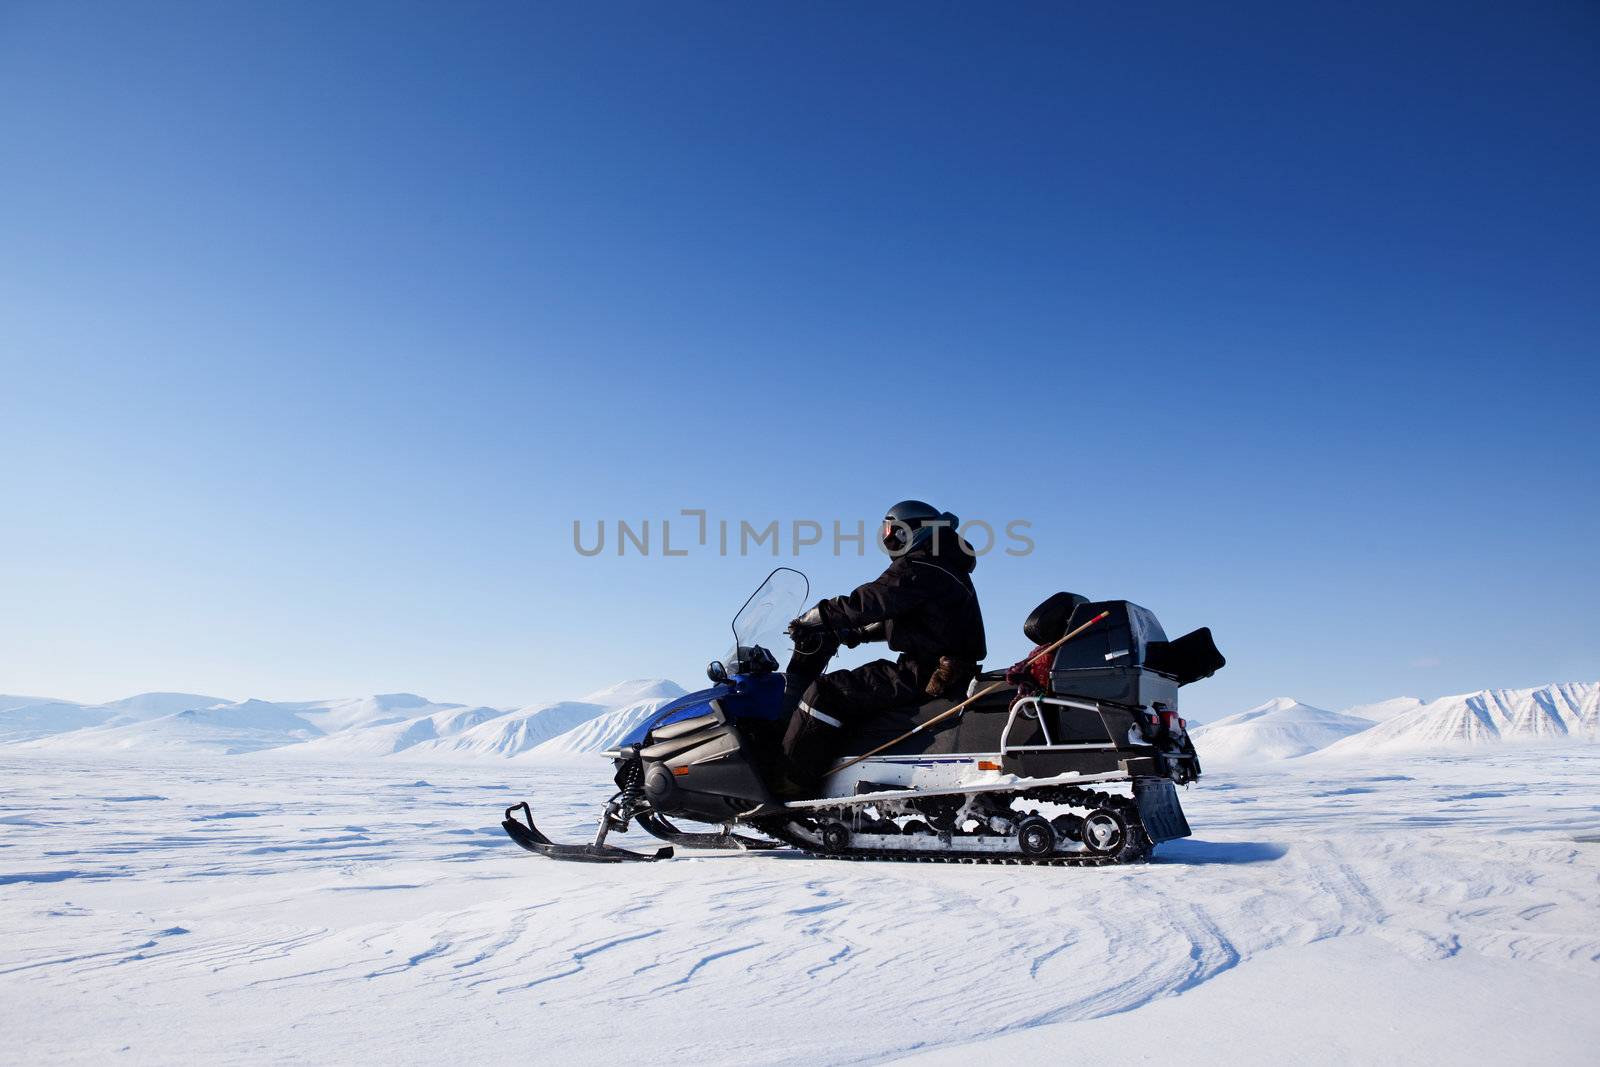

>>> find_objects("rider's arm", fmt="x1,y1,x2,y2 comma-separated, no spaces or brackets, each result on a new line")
819,563,926,631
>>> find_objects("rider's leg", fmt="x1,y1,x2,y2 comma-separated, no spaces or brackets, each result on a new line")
782,632,839,710
773,659,924,797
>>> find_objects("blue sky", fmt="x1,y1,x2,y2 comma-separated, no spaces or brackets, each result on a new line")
1,2,1596,719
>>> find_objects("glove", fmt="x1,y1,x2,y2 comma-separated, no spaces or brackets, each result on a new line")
1004,646,1050,695
925,656,977,698
833,621,888,649
785,606,827,641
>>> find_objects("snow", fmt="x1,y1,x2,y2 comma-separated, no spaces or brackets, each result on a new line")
1322,682,1600,757
410,700,611,758
0,701,125,743
12,676,1597,775
0,692,232,743
907,934,1592,1065
292,705,510,758
526,696,683,759
19,699,326,756
1193,683,1600,765
405,682,685,760
279,692,458,734
2,748,1596,1063
3,681,686,762
0,694,75,713
579,678,686,707
1341,695,1425,722
100,692,233,717
1188,698,1373,764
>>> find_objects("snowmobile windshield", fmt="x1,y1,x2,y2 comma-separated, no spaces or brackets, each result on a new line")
728,567,810,673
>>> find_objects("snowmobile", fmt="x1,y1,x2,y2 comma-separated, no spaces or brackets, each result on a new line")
501,567,1224,866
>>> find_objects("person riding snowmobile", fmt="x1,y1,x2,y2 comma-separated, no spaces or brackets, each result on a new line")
772,500,987,797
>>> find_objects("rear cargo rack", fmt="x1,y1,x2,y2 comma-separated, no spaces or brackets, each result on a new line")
1001,695,1153,755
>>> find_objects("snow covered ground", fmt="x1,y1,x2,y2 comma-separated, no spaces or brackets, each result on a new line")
4,748,1597,1065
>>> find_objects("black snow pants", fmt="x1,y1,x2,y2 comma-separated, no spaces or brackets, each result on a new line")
775,638,929,794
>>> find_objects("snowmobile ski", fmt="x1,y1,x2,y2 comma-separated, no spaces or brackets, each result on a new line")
635,811,779,851
501,802,672,863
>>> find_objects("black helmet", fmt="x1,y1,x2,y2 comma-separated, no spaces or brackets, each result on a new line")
881,499,956,555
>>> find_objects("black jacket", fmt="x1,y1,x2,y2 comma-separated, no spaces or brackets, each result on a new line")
817,531,987,668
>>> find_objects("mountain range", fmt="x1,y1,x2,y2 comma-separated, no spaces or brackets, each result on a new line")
1185,698,1373,763
1191,682,1599,764
0,681,685,760
3,679,1595,765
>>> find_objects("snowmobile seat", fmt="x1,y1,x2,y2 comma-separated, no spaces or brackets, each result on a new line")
1145,627,1226,686
835,688,1014,758
1024,592,1091,644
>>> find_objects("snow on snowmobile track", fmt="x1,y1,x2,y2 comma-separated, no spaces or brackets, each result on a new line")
2,749,1598,1064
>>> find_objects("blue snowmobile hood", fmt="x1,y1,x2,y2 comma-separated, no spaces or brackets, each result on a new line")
616,671,786,749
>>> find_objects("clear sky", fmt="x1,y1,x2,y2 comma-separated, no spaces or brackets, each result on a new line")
2,2,1596,720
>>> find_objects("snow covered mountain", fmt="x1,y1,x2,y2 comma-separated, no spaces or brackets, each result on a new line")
408,681,685,760
0,700,122,743
291,704,509,758
14,677,1591,764
0,694,65,713
0,692,231,743
20,699,325,756
1341,696,1425,723
1320,682,1600,757
0,680,687,761
407,700,609,758
101,692,233,717
578,679,685,706
1189,698,1374,764
528,696,683,760
275,693,458,734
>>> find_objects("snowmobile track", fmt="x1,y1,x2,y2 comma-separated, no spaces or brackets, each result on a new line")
757,786,1154,867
